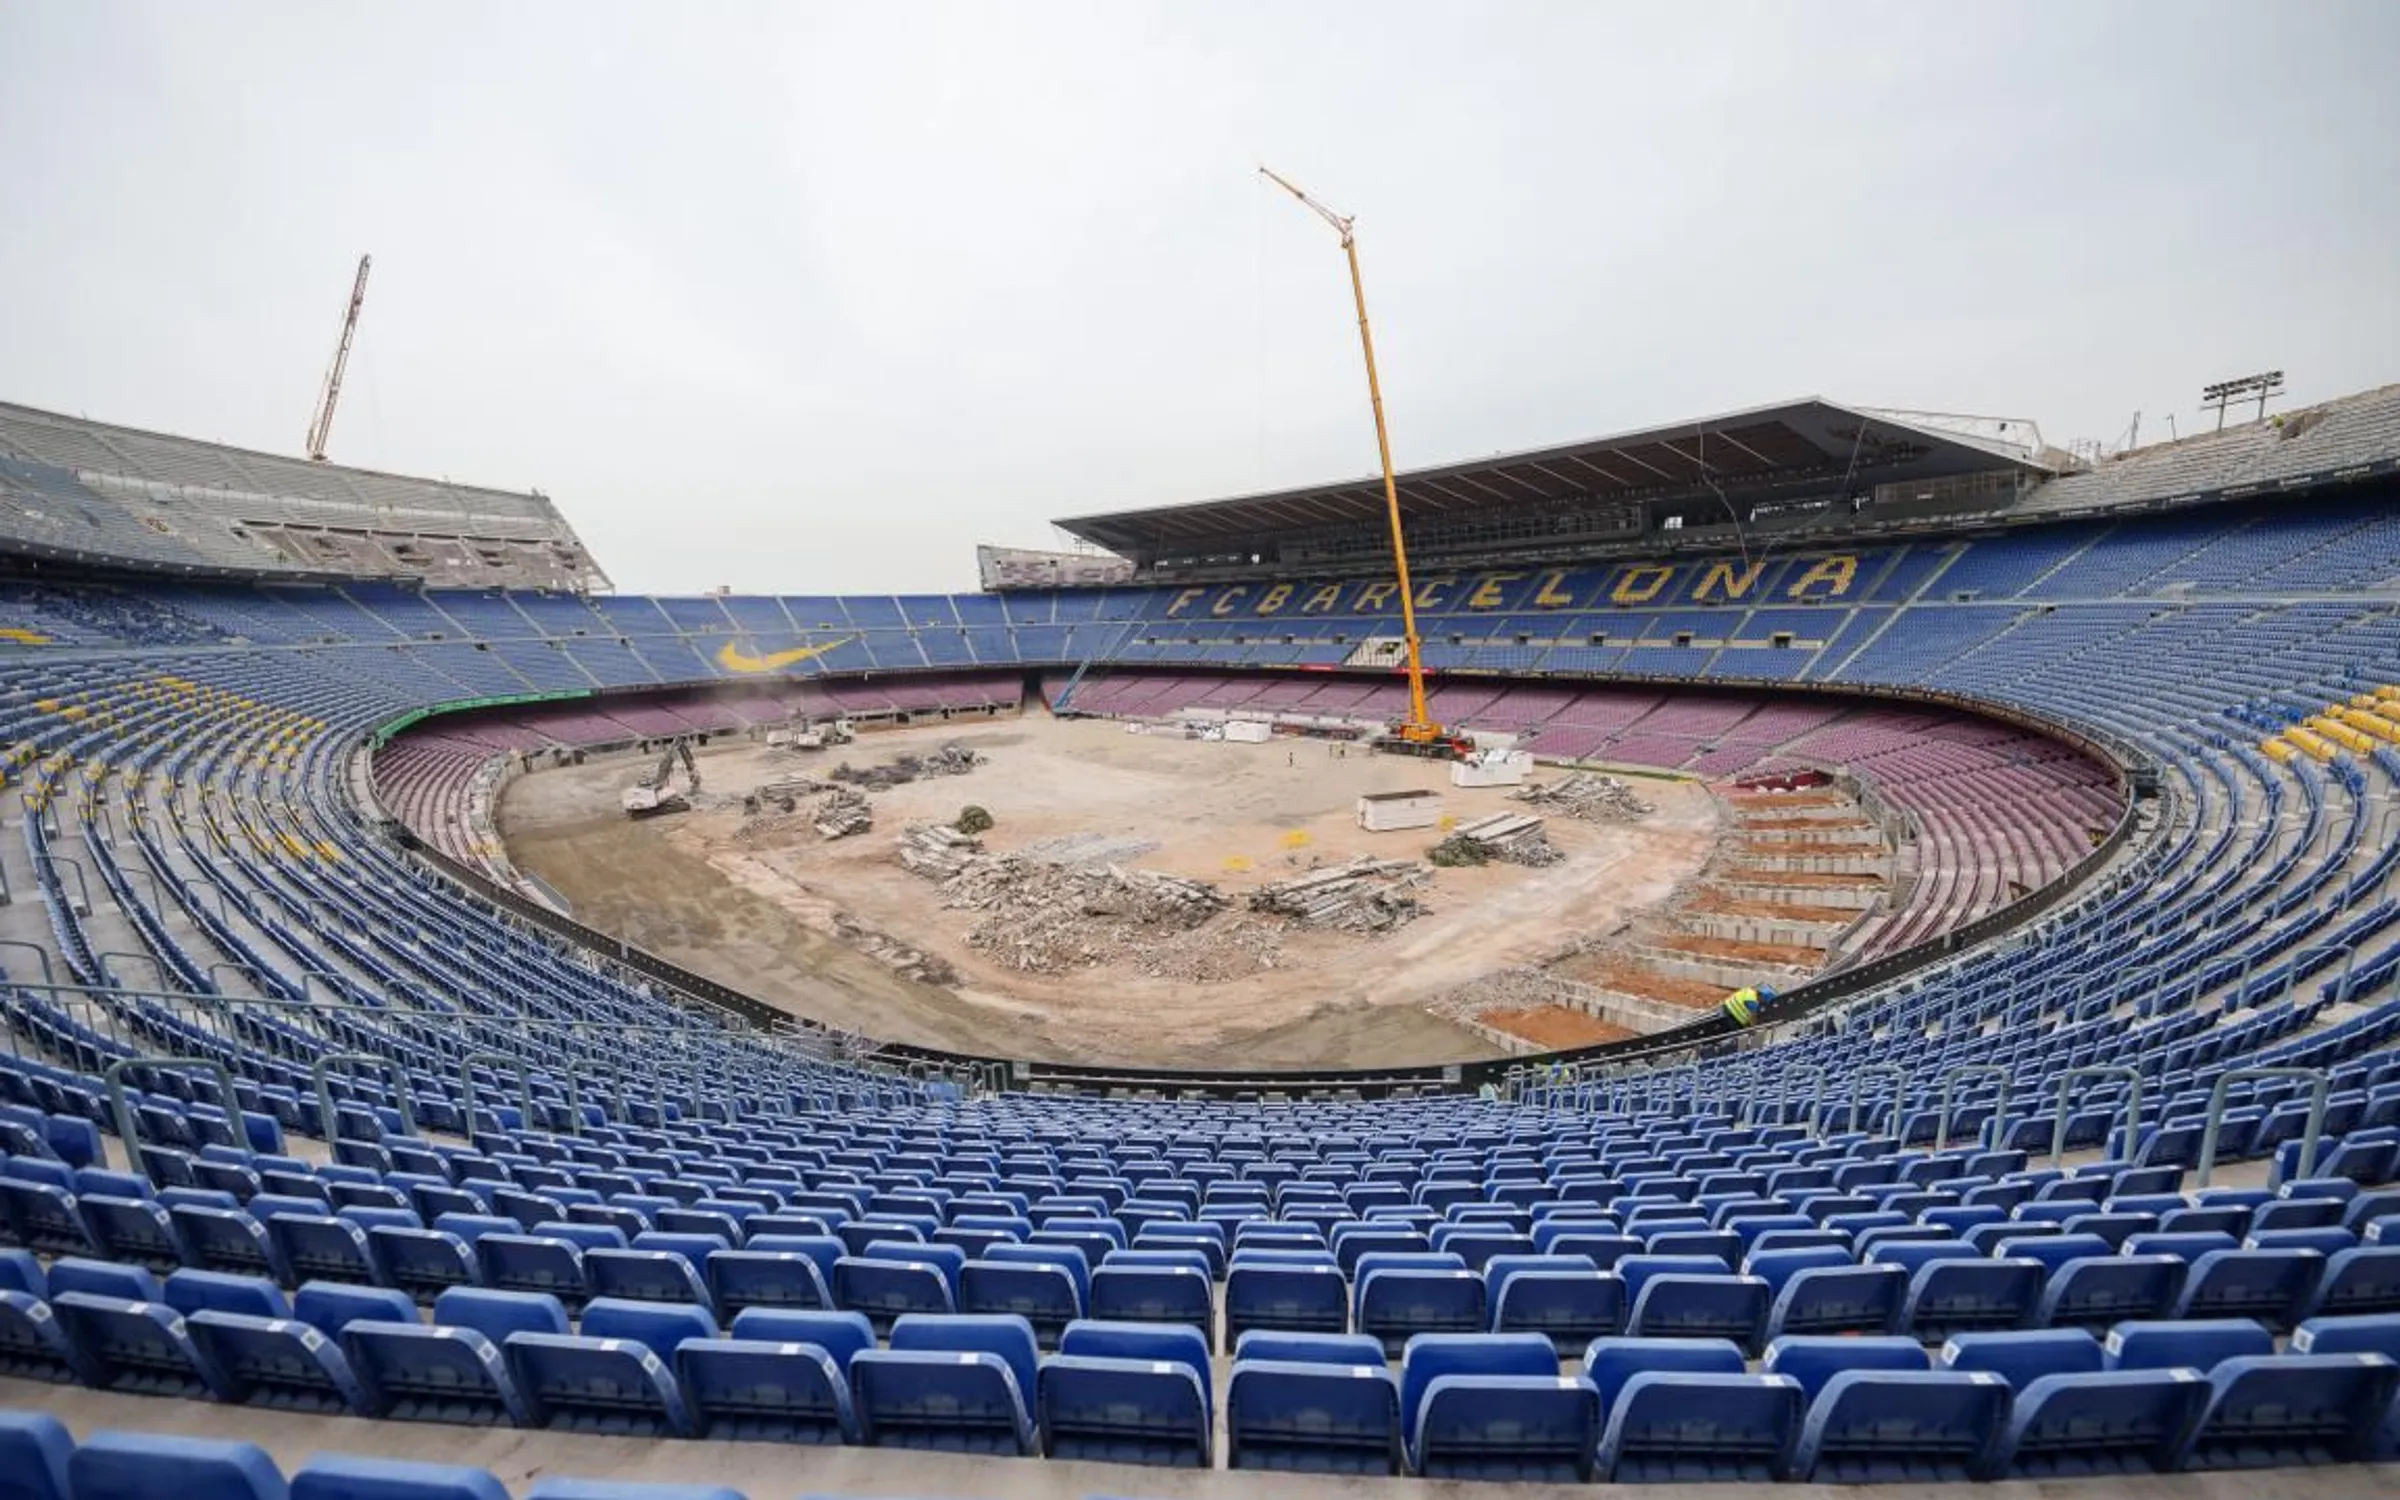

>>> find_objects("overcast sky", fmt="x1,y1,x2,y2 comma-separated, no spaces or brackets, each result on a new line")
3,2,2395,594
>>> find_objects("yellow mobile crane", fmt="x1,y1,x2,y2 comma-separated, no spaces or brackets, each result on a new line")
1259,167,1455,754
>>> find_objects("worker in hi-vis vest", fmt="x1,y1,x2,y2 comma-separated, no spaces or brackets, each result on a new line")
1721,985,1779,1027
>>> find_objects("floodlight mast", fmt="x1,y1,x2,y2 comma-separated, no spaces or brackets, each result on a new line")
1257,166,1441,746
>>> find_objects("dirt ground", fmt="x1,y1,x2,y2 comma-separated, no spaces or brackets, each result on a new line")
497,714,1723,1069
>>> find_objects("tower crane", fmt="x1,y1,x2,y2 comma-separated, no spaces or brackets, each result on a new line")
305,254,371,462
1257,168,1449,751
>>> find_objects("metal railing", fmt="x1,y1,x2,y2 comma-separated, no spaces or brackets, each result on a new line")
2050,1065,2144,1166
1846,1065,1908,1138
1935,1064,2010,1153
2195,1067,2328,1189
104,1054,235,1164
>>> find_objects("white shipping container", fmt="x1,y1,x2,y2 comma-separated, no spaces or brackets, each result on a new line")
1224,720,1272,743
1357,789,1444,832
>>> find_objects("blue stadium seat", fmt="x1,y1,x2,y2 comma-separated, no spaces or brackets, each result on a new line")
584,1249,712,1312
1039,1350,1211,1466
474,1234,590,1308
2174,1248,2324,1329
369,1227,482,1302
852,1313,1040,1453
50,1291,227,1398
1938,1328,2103,1389
1226,1357,1401,1474
2308,1246,2400,1318
1788,1369,2011,1482
0,1181,96,1256
288,1453,509,1500
434,1287,569,1345
164,1269,289,1321
0,1407,71,1500
1357,1268,1485,1355
172,1207,287,1284
703,1250,829,1320
267,1215,380,1286
957,1260,1082,1349
1901,1256,2044,1341
68,1429,285,1500
727,1307,876,1367
1762,1334,1930,1400
1764,1261,1906,1338
2104,1317,2274,1373
292,1281,418,1338
505,1331,694,1437
0,1289,87,1382
1410,1370,1599,1480
1224,1263,1345,1349
188,1311,366,1413
1596,1371,1805,1482
0,1250,46,1301
77,1194,189,1274
1995,1368,2212,1477
831,1255,954,1333
47,1257,161,1303
2183,1353,2400,1468
2037,1253,2187,1330
1088,1264,1211,1333
675,1335,857,1443
1233,1329,1390,1365
1625,1272,1770,1352
1486,1268,1622,1350
345,1321,528,1426
1396,1332,1557,1458
1581,1334,1748,1410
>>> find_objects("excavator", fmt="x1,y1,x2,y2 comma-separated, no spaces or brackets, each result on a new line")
620,737,701,817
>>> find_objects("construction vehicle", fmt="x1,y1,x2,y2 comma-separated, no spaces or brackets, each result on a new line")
767,717,854,751
1260,167,1451,757
621,738,701,817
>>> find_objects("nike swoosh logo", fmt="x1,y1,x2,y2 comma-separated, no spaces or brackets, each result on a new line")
715,636,855,673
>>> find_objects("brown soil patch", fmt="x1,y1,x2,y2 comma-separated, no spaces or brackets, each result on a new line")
496,715,1725,1069
1654,932,1828,967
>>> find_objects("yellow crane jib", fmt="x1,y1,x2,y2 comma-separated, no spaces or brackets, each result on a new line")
1257,165,1442,748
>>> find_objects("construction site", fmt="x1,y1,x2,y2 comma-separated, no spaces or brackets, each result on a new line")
488,708,1878,1069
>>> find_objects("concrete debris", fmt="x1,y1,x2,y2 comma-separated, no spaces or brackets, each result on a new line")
1425,965,1586,1022
1433,811,1562,867
1247,855,1429,932
813,785,874,839
898,822,984,879
1513,772,1654,822
1132,913,1286,983
1017,832,1163,867
941,856,1230,974
832,741,983,790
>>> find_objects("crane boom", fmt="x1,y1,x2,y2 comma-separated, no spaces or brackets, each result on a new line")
1257,167,1439,744
306,254,371,462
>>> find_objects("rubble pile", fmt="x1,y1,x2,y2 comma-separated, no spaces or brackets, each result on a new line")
832,741,983,791
812,786,873,839
1131,914,1286,983
1513,772,1654,822
1248,856,1430,932
1425,965,1586,1023
1432,811,1562,867
897,822,984,879
942,857,1230,973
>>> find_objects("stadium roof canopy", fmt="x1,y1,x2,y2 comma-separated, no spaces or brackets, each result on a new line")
1054,398,2049,556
